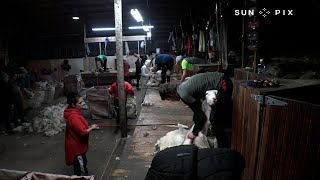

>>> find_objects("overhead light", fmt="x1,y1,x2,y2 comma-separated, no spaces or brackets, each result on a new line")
128,25,154,30
72,17,79,20
92,27,115,31
130,9,143,22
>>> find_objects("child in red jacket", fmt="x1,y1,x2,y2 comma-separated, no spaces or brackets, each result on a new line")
108,80,134,132
64,93,99,176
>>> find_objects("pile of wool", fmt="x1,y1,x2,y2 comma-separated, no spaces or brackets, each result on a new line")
34,81,49,89
126,96,137,119
146,79,160,87
146,70,162,87
32,103,67,136
142,100,155,106
21,88,35,99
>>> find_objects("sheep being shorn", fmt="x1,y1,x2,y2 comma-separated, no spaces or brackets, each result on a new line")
155,92,220,151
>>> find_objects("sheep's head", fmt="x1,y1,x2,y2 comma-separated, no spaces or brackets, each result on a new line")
205,90,218,106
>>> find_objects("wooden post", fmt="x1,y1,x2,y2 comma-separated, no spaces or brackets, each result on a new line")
114,0,127,137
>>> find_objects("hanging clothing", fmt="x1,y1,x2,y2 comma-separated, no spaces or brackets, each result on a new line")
185,35,192,56
209,29,214,47
198,30,205,52
168,31,176,50
140,41,145,48
125,42,130,56
104,38,109,54
123,60,130,77
85,44,90,56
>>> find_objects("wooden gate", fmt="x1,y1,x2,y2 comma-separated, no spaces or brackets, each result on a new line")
232,81,262,180
256,96,320,180
232,81,320,180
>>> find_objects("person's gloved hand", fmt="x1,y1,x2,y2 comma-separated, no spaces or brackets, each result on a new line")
205,90,218,106
183,131,196,145
186,131,196,140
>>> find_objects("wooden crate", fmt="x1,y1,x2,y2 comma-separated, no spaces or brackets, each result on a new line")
231,79,320,180
86,86,115,120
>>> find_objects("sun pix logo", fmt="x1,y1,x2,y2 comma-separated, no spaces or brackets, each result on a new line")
235,8,294,17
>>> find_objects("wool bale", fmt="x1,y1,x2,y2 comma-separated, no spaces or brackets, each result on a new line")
26,90,45,108
43,87,55,104
86,86,115,120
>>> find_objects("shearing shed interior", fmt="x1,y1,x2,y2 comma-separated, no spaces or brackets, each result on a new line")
0,0,319,179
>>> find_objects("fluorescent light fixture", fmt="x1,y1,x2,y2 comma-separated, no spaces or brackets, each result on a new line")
130,9,143,22
128,25,154,30
92,27,115,31
72,17,79,20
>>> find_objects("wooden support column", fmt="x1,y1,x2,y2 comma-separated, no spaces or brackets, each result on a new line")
114,0,127,137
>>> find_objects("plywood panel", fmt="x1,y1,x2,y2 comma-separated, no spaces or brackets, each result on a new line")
231,81,261,180
257,97,320,180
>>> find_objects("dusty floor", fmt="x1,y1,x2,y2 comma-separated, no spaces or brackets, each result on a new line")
105,87,193,180
0,86,147,179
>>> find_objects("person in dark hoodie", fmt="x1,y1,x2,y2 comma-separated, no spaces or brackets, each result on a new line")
64,93,99,176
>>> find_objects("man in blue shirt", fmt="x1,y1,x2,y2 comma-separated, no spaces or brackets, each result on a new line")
154,54,174,84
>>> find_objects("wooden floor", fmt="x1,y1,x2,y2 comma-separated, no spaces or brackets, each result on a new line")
104,87,193,180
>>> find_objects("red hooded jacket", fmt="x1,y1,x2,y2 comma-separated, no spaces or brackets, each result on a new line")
64,108,89,166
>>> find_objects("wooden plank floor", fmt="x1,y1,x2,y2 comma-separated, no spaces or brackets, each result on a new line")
105,87,193,180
